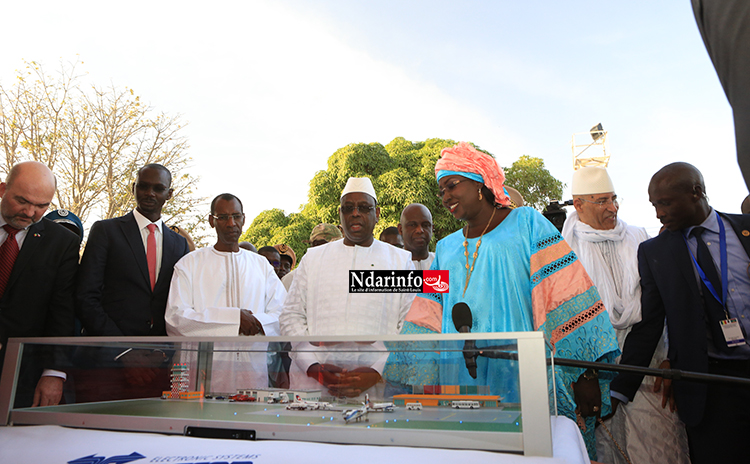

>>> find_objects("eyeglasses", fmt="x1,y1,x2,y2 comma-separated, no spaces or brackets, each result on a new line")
340,205,375,215
437,178,467,198
210,213,245,222
580,198,620,208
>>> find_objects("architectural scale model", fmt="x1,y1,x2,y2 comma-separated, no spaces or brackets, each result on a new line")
161,363,202,400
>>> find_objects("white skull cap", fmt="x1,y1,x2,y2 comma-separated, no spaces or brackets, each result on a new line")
340,177,377,201
572,167,615,195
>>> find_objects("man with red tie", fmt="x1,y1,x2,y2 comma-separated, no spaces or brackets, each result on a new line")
76,164,189,399
0,161,79,407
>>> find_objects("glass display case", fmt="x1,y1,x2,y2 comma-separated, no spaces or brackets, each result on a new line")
0,332,555,456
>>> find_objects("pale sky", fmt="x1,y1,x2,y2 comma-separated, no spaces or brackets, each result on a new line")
2,0,743,237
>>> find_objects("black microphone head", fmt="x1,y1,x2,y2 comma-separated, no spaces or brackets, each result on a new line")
452,302,473,332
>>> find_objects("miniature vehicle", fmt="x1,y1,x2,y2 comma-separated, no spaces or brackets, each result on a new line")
267,392,290,404
229,394,256,402
406,402,422,410
286,395,331,411
369,400,395,412
451,400,481,409
204,394,214,399
215,396,226,400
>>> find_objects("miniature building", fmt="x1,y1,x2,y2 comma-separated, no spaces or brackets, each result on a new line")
163,363,201,400
393,393,500,408
236,388,321,403
170,363,190,399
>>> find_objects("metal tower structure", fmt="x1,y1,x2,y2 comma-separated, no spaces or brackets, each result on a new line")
571,123,610,170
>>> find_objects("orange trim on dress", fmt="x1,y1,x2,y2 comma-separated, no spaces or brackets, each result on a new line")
530,240,571,275
531,261,594,330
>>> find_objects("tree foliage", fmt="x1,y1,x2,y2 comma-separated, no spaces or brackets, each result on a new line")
242,139,565,263
503,155,564,211
0,59,205,241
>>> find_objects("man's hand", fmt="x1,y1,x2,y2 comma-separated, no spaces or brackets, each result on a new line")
119,349,166,386
328,367,382,398
32,376,63,407
653,360,676,412
307,363,344,388
239,309,265,335
572,373,602,418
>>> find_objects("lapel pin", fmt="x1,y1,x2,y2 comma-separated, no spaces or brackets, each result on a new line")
33,233,40,237
743,230,750,237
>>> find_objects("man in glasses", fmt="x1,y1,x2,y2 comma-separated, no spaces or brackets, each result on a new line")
76,164,190,400
562,166,689,463
165,193,286,392
280,177,415,399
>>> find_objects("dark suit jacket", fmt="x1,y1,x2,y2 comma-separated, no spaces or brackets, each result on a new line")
0,218,79,375
76,211,189,336
611,212,750,427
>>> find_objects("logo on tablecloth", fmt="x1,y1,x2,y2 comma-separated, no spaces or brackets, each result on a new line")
68,452,145,464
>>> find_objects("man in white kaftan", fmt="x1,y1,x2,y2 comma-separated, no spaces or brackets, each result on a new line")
280,178,415,399
562,167,689,464
166,194,286,394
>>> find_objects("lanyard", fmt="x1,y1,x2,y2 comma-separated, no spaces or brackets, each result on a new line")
683,211,728,312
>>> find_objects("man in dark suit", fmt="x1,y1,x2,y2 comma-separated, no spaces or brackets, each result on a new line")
611,162,750,463
0,161,79,407
76,164,189,398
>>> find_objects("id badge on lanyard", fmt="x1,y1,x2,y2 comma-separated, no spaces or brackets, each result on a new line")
684,212,747,348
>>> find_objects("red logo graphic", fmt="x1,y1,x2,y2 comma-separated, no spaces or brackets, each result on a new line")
422,270,449,293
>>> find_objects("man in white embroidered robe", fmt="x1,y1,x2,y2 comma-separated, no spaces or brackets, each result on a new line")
280,178,415,399
562,167,689,464
166,194,286,393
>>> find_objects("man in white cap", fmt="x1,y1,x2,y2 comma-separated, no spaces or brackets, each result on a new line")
280,177,415,398
561,167,689,464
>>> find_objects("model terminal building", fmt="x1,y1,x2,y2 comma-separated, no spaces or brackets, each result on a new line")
394,385,502,408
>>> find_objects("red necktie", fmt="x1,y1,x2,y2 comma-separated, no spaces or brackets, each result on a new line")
0,225,20,296
147,223,157,290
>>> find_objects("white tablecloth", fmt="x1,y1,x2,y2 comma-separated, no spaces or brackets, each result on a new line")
0,416,589,464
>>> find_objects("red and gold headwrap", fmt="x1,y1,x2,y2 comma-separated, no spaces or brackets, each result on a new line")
435,142,510,207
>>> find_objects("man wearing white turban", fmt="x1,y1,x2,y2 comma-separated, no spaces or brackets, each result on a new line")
562,167,689,464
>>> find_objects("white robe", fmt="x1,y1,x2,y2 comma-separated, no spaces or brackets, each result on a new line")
279,239,416,396
412,251,435,271
166,247,287,394
562,212,689,464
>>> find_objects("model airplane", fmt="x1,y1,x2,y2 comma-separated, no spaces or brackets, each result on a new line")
342,401,370,424
286,395,331,411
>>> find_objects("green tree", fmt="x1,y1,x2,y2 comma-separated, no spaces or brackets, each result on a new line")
0,58,205,240
503,155,565,211
242,139,565,263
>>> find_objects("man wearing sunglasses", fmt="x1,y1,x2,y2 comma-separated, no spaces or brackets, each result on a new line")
280,177,415,399
78,164,190,338
76,164,190,400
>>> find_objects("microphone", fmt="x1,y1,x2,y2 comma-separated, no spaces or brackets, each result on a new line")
452,302,478,379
